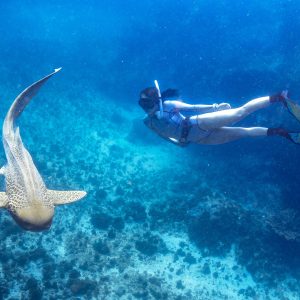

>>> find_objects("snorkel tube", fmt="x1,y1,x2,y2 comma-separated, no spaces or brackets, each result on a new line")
154,80,164,119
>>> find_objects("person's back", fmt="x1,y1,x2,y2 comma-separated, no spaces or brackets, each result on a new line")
143,100,186,142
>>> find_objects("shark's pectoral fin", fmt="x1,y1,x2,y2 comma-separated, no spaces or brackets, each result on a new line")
47,189,87,206
0,192,8,208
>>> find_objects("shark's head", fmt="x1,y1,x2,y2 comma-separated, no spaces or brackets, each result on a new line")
9,202,54,231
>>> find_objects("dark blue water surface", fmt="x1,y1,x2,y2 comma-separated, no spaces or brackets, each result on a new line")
0,1,300,299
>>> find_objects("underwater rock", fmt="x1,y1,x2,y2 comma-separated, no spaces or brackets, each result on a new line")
237,231,300,285
93,240,110,255
135,232,166,256
187,202,248,256
265,209,300,242
115,286,126,297
166,199,189,222
183,253,196,265
69,269,81,280
26,278,43,300
125,273,169,300
149,199,189,229
0,284,9,299
125,201,147,222
176,280,185,290
69,278,97,296
91,212,113,230
95,189,107,200
43,264,55,282
187,199,300,284
2,219,20,236
149,202,166,222
16,248,52,268
112,216,125,231
202,262,211,275
107,228,116,239
238,287,257,298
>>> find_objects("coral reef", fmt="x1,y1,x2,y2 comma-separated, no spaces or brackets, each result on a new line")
0,87,298,299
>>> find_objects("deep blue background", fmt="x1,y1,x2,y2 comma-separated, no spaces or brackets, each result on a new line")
1,0,300,100
0,1,300,297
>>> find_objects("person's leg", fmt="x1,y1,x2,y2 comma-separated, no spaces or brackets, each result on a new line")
199,127,268,145
191,96,271,130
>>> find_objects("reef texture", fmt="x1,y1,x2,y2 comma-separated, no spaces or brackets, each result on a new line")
0,87,299,300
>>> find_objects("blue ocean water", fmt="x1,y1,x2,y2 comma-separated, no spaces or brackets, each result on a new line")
0,0,300,299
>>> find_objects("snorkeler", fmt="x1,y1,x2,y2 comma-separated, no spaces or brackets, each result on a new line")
139,82,300,146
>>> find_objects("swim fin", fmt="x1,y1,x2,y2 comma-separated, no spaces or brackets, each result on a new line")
289,133,300,144
267,128,300,144
286,98,300,123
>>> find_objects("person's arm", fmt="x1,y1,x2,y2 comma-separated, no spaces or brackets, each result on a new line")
165,100,231,114
157,134,188,147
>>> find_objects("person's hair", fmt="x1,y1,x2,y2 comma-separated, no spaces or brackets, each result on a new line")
138,87,179,111
161,88,179,99
140,87,159,100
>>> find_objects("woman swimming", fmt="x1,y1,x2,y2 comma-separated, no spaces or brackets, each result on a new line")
139,84,300,146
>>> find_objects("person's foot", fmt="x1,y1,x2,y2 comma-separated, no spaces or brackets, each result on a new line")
271,91,300,124
270,90,288,106
268,128,300,144
289,133,300,144
286,97,300,124
267,127,292,141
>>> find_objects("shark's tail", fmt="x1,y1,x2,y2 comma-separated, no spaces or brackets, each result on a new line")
3,68,62,136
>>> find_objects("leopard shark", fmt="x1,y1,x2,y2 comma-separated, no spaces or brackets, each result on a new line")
0,68,86,231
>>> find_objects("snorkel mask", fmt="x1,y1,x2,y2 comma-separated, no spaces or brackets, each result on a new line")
139,80,164,118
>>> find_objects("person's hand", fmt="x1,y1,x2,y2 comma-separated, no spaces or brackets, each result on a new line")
216,103,231,111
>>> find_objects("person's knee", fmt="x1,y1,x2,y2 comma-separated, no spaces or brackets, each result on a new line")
235,106,247,118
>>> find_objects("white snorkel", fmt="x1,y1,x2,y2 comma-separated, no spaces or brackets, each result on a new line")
154,80,164,119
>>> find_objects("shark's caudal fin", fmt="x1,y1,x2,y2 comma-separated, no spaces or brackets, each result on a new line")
47,189,87,206
0,192,8,208
3,68,62,134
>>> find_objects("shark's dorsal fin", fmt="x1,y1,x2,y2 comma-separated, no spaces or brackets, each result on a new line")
47,189,86,206
0,192,8,208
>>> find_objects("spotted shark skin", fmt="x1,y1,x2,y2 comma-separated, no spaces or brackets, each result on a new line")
0,69,86,231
